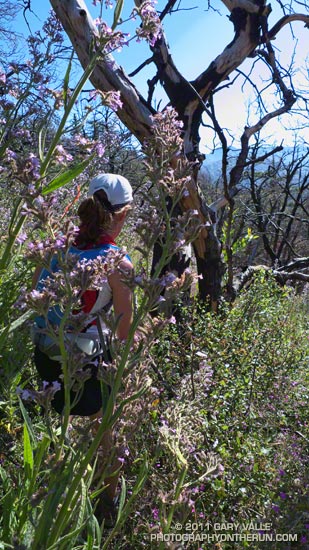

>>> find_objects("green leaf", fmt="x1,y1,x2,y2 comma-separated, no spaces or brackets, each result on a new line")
38,123,47,162
112,0,124,29
0,326,9,353
75,478,87,536
0,311,33,346
63,51,74,107
42,154,95,195
117,476,127,522
19,397,36,445
23,422,34,479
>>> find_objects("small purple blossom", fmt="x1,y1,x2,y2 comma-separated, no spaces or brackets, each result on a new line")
16,387,32,400
6,149,17,161
17,380,61,407
55,145,73,165
16,232,28,244
161,272,177,287
134,0,162,47
103,90,123,111
95,142,105,157
29,289,43,300
168,315,176,324
25,153,41,179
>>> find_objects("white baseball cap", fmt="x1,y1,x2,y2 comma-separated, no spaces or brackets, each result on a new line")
88,173,133,211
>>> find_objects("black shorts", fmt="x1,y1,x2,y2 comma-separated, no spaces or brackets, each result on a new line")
34,346,110,416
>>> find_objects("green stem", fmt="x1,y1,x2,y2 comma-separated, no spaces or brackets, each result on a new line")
0,211,26,271
39,53,100,178
165,465,188,532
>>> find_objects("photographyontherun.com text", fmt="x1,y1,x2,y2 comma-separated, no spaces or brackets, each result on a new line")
147,521,298,544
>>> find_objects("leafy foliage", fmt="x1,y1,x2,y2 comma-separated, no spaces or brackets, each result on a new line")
1,6,309,550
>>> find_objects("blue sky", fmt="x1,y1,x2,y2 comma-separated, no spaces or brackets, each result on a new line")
12,0,309,149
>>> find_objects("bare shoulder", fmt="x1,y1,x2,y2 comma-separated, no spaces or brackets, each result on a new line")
119,257,133,272
108,256,133,288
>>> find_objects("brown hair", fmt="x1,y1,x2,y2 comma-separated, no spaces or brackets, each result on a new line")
75,191,131,246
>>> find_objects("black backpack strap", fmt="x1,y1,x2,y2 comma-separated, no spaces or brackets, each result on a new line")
96,313,111,363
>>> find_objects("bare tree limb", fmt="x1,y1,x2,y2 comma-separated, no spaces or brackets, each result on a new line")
238,265,309,291
159,0,179,20
277,257,309,272
268,13,309,39
50,0,155,143
129,55,154,78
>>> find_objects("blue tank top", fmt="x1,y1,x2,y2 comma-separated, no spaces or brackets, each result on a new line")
35,243,127,329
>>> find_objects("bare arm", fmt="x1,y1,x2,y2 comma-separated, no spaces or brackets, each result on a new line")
108,259,133,341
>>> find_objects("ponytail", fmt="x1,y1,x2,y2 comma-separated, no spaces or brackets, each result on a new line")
75,190,132,247
75,195,113,246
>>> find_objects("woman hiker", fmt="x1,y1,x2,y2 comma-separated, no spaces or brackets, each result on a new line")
32,173,134,526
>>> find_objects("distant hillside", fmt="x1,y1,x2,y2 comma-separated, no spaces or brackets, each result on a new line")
198,145,309,186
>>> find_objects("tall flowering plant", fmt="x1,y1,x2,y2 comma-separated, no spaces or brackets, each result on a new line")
0,7,214,548
0,32,205,543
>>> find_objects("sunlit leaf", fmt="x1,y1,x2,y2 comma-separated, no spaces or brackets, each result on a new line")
42,154,95,195
23,422,33,479
112,0,124,30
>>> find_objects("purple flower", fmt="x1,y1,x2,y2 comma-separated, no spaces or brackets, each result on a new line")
175,239,186,249
152,507,159,520
26,153,41,179
6,149,17,161
16,387,32,400
42,380,61,393
55,145,73,165
279,492,287,500
134,0,162,46
104,90,123,111
95,142,105,157
161,272,177,287
16,232,27,244
29,289,43,299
